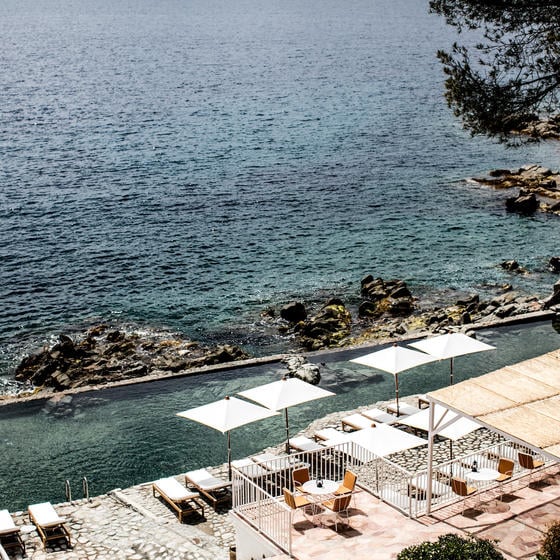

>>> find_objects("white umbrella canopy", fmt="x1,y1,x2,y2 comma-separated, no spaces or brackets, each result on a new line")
408,332,496,385
177,396,279,479
350,344,437,416
398,403,480,441
238,377,335,453
324,424,427,458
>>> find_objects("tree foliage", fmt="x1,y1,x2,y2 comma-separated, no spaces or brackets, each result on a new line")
537,521,560,560
430,0,560,143
397,533,505,560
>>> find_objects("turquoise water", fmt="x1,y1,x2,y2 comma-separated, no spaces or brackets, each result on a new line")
1,321,559,511
2,0,560,375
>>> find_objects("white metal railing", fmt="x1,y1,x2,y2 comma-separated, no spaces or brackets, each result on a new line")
415,439,558,515
231,436,560,555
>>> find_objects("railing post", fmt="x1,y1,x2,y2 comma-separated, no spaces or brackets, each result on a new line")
65,479,72,503
82,477,90,501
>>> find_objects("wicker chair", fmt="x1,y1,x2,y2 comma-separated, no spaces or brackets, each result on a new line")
451,477,477,514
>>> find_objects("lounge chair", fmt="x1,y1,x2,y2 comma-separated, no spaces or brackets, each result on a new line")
385,402,420,417
341,413,375,431
314,428,347,443
185,469,231,510
289,435,323,452
360,407,398,425
0,509,25,555
231,458,268,478
28,502,71,549
152,477,204,522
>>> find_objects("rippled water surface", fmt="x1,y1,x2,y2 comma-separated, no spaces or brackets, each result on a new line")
2,0,560,373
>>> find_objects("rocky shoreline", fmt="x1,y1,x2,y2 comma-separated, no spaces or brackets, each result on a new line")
472,163,560,215
8,275,560,401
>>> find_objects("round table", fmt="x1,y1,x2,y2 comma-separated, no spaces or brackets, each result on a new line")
302,479,339,495
466,468,500,486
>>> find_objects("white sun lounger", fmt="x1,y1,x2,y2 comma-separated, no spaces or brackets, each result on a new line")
314,427,348,443
341,413,376,431
0,509,25,555
152,477,204,522
386,402,421,417
28,502,71,549
185,469,231,510
288,435,323,452
232,458,268,478
361,407,399,425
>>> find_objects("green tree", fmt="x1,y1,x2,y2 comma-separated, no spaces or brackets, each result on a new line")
397,533,505,560
430,0,560,143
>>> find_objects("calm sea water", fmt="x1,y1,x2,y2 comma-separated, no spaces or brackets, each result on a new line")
2,0,560,375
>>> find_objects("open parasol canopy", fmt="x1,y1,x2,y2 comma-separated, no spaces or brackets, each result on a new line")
409,332,495,385
238,377,335,453
177,396,278,479
350,344,437,416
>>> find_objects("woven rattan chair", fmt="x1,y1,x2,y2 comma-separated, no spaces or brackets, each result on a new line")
292,466,310,493
495,458,514,500
518,452,545,486
451,477,477,515
320,494,352,531
283,488,314,523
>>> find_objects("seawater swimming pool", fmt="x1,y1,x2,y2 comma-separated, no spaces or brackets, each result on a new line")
1,321,559,512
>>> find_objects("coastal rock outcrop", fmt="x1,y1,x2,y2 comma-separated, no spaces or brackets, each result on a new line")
13,326,250,394
282,355,321,385
549,257,560,273
294,298,352,351
359,276,414,318
472,164,560,216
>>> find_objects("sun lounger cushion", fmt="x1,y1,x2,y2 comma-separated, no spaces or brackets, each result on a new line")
153,477,199,501
28,503,65,528
361,408,398,424
342,413,375,430
232,458,268,477
386,403,421,416
185,469,230,490
315,428,347,442
289,436,323,452
251,452,295,473
0,510,17,535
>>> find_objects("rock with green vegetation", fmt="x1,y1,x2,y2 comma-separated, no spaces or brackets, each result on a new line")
397,533,505,560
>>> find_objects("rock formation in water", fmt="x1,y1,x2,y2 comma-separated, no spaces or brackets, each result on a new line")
13,325,250,394
472,164,560,216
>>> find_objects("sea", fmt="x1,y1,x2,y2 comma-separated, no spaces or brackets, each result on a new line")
1,0,560,510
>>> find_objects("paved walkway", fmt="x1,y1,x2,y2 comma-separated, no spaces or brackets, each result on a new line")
5,477,232,560
287,469,560,560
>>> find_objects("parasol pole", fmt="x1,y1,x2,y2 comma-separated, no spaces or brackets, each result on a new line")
227,431,232,481
395,374,400,416
284,408,291,454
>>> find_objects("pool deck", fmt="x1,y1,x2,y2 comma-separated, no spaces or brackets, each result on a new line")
4,467,560,559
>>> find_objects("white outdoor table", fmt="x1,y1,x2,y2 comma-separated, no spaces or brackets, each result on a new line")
466,468,500,487
302,479,339,495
